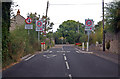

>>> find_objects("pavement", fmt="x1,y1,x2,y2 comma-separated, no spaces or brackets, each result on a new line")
76,46,120,65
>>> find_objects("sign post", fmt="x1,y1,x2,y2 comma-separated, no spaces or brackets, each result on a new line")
85,19,94,51
43,42,45,50
41,42,43,51
25,16,33,35
36,19,43,50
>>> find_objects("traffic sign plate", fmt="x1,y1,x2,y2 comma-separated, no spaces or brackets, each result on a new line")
25,18,32,24
36,20,43,31
25,24,33,29
85,19,94,31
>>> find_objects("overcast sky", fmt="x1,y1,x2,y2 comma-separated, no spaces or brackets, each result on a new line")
13,0,113,32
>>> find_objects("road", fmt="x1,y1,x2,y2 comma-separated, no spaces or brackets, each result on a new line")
2,45,119,78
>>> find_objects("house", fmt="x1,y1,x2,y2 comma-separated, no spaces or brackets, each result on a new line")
10,9,25,31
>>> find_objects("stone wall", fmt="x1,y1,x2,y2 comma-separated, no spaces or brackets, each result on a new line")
89,32,119,54
105,32,119,54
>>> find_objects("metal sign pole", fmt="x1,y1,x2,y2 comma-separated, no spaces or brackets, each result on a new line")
38,31,40,43
87,31,90,51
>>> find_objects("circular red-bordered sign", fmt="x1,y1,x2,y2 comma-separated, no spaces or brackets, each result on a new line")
37,21,42,27
86,20,92,26
25,18,32,24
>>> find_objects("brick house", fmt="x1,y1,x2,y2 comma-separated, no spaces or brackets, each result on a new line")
10,9,25,31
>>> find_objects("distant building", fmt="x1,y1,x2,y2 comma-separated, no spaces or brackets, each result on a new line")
10,9,25,31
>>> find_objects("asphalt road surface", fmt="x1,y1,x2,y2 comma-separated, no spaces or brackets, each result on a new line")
2,45,119,78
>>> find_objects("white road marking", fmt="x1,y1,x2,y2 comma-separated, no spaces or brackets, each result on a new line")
25,55,35,61
49,51,52,53
46,56,50,58
75,48,93,54
62,47,63,51
64,56,67,61
76,51,79,53
65,61,70,69
75,48,79,50
68,74,72,79
63,53,65,56
57,51,65,52
43,55,47,57
66,51,70,53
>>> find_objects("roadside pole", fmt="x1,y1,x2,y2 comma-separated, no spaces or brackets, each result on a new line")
82,42,84,50
28,29,29,35
85,19,94,52
87,31,90,51
38,31,40,49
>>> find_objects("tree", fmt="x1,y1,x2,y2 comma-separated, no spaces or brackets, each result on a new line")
54,20,86,44
105,1,120,33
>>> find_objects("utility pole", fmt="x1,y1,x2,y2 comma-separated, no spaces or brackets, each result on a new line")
78,21,79,33
102,0,105,51
45,1,49,32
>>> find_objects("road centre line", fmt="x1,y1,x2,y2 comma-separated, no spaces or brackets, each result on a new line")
25,55,35,61
62,47,63,51
63,53,65,56
68,74,72,79
64,56,67,61
65,61,70,69
49,51,52,53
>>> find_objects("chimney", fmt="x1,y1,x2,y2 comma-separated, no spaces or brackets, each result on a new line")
17,9,20,15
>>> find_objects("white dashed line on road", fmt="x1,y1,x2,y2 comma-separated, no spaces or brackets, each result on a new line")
68,74,72,79
65,61,70,69
49,51,52,53
66,51,70,53
62,47,64,51
76,51,79,53
64,56,67,61
25,55,35,61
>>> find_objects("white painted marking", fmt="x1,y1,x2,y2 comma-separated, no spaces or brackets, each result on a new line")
46,56,50,58
49,51,52,53
75,48,93,54
66,51,70,53
75,48,79,50
43,55,47,57
57,51,59,52
76,51,79,53
25,55,35,61
62,47,63,51
65,61,70,69
63,53,65,56
64,56,67,61
57,51,65,53
68,74,72,79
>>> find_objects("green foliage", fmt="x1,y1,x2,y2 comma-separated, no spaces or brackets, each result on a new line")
89,21,103,45
2,2,12,67
105,1,120,33
54,20,86,44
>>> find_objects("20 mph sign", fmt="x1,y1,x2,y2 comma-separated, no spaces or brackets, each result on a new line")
85,19,94,31
36,20,43,31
